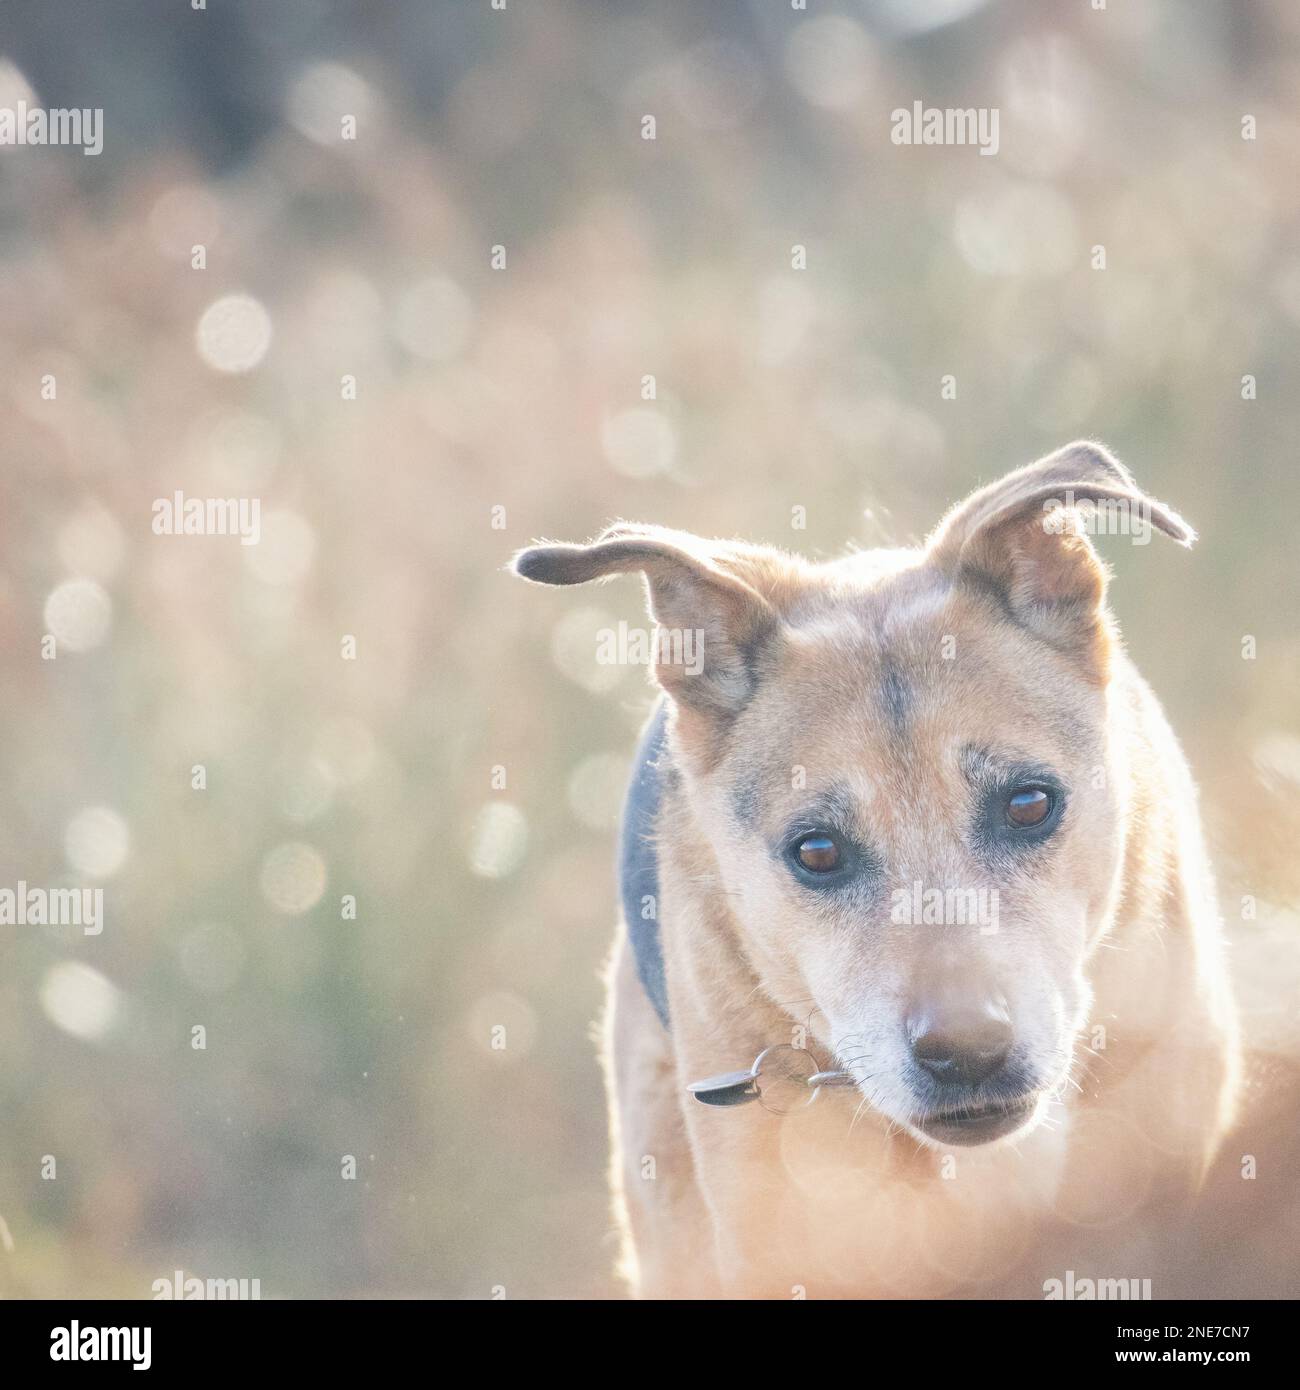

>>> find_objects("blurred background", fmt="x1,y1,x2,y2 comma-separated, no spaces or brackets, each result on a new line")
0,0,1297,1298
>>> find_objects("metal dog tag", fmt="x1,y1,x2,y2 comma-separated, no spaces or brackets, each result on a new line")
687,1068,760,1107
688,1046,855,1111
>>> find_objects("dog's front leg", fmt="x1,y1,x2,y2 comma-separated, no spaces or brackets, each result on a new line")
679,1102,810,1298
679,1073,910,1299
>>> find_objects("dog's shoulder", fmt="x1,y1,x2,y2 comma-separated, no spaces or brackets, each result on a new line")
618,700,672,1028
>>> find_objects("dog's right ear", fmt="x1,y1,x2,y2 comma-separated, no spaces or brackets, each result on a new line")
513,524,778,719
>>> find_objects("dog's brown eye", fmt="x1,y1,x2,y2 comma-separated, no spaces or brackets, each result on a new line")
1007,788,1052,828
796,834,841,873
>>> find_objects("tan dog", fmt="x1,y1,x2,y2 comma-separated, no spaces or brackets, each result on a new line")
515,443,1239,1298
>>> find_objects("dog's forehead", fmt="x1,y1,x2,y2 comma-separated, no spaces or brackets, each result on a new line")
790,555,947,631
724,562,1098,823
780,556,1090,705
782,561,954,689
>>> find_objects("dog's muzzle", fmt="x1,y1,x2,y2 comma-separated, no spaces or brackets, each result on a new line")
902,988,1043,1144
910,1091,1040,1146
906,992,1015,1087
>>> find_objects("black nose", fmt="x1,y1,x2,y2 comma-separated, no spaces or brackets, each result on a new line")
908,997,1013,1085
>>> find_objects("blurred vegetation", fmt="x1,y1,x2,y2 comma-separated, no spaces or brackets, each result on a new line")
0,0,1297,1297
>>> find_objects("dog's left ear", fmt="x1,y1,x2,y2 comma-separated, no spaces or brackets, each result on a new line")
928,441,1194,669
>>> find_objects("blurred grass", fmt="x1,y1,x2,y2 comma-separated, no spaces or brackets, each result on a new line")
0,0,1297,1297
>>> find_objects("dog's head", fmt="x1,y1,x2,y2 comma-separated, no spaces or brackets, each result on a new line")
514,443,1195,1148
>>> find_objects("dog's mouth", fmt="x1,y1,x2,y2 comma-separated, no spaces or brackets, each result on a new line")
911,1091,1040,1147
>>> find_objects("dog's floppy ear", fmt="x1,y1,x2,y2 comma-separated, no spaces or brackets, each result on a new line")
513,523,779,718
928,441,1195,669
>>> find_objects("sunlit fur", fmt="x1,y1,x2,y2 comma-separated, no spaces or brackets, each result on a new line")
520,443,1240,1298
